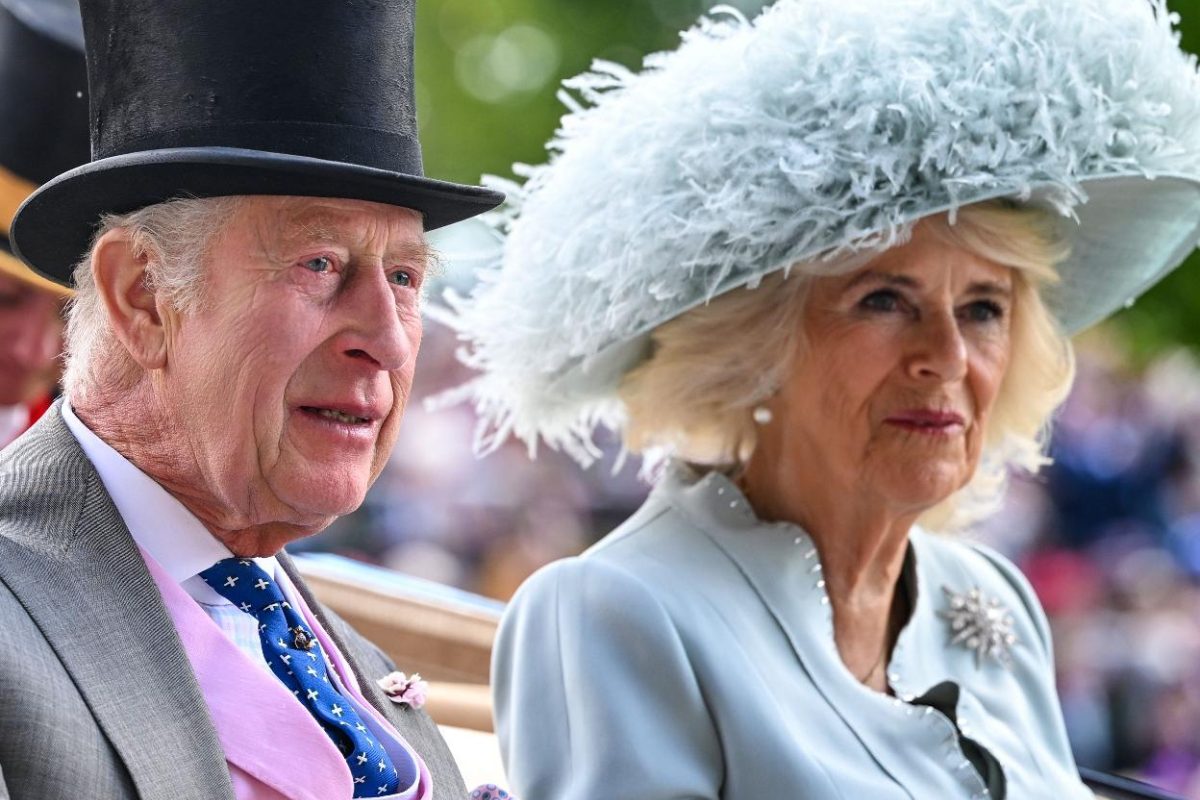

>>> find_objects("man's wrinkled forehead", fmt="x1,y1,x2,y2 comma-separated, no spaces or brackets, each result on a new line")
255,197,430,263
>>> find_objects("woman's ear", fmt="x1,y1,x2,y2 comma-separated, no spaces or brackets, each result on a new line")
91,228,168,370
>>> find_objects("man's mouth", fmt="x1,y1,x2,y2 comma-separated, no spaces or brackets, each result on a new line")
300,406,373,425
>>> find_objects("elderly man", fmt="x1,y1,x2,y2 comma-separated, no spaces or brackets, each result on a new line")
0,0,87,447
0,1,503,799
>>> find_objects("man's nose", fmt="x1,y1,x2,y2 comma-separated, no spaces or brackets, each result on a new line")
906,308,967,383
337,267,415,372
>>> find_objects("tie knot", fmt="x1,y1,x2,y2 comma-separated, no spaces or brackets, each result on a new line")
199,557,287,611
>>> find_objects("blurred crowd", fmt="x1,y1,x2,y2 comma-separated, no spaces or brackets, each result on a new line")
299,315,1200,794
981,338,1200,795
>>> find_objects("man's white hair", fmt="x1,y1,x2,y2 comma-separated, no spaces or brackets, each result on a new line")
63,196,244,404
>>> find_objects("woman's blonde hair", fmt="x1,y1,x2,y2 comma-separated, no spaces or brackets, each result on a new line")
619,201,1076,531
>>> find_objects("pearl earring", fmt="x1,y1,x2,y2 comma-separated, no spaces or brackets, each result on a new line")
752,405,773,425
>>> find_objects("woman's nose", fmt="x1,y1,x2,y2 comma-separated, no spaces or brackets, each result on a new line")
906,310,967,383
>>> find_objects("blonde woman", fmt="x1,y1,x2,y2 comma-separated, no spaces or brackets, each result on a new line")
443,0,1200,796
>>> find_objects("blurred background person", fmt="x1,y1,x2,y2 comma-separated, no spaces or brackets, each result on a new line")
0,0,87,447
0,265,63,446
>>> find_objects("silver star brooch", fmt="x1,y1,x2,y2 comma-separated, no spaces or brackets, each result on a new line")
939,585,1019,668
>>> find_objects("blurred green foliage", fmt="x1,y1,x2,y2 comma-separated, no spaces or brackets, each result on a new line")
414,0,769,182
415,0,1200,359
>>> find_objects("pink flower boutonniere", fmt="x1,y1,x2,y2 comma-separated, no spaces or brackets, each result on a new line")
377,671,429,709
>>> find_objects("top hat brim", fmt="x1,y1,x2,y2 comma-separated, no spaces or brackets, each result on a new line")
9,147,506,285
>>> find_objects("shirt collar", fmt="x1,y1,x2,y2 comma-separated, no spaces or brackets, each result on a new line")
61,401,277,601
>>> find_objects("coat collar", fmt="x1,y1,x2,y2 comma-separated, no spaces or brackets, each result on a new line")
0,402,234,799
656,463,995,796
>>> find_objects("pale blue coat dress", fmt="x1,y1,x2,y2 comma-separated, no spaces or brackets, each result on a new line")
492,463,1094,799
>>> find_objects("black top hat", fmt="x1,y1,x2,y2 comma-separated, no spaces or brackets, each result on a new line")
0,0,88,294
9,0,505,285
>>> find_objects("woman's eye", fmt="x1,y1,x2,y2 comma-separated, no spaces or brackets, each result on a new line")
301,256,333,273
859,289,901,312
961,300,1004,323
389,270,414,288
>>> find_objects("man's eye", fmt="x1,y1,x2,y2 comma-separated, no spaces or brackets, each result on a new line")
389,270,413,288
859,289,901,312
301,256,333,273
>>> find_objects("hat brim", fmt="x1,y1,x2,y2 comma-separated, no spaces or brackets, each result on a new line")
9,147,506,285
1043,173,1200,334
548,172,1200,403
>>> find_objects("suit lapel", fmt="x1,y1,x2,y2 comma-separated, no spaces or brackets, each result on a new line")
279,553,468,796
0,407,234,800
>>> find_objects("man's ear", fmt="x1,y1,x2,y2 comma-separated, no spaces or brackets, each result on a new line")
92,228,168,370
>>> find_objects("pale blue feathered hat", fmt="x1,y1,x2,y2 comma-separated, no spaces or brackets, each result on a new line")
440,0,1200,462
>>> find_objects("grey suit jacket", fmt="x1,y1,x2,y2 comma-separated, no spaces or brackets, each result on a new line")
0,405,466,800
494,463,1093,799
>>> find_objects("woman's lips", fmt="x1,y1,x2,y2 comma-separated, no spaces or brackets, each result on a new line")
884,409,966,434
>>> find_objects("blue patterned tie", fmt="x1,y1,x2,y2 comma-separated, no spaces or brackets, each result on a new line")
200,558,403,798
